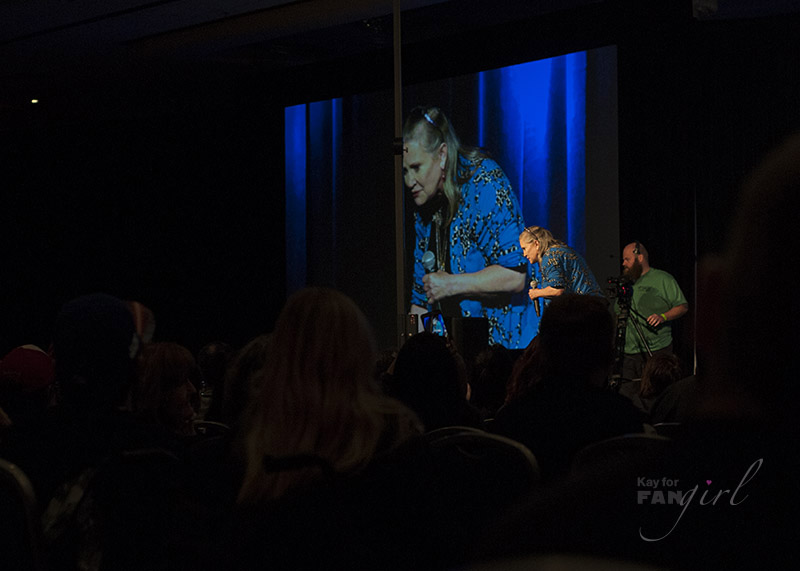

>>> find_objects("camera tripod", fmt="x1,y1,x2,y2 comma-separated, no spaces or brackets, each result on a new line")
609,296,653,390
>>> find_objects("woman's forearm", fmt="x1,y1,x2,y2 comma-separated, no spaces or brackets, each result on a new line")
531,286,565,299
424,265,525,302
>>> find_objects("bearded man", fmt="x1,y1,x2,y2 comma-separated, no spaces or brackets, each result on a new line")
617,241,688,381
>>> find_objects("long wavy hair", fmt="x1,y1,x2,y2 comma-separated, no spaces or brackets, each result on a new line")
403,106,486,225
221,333,272,430
237,287,421,503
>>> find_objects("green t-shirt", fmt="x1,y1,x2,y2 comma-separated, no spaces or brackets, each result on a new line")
618,268,687,354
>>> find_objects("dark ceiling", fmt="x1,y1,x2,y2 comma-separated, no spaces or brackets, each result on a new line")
1,0,799,108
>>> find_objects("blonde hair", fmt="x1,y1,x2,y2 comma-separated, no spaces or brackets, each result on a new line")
403,106,485,226
519,226,566,256
237,287,421,503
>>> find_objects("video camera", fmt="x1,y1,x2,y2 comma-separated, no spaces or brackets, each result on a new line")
606,276,634,306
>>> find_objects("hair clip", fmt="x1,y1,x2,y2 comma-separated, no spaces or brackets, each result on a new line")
423,112,436,127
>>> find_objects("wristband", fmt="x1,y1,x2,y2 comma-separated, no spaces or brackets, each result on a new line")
660,313,667,322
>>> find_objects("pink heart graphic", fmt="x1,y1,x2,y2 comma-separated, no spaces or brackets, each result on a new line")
706,480,712,485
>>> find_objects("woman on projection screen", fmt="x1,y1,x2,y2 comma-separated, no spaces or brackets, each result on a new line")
403,106,536,349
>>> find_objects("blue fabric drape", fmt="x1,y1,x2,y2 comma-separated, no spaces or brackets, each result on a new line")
285,103,307,294
476,51,587,251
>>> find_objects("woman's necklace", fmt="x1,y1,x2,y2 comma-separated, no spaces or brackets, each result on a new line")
431,207,448,273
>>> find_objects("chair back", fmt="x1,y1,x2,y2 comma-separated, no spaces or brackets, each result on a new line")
425,426,541,494
193,420,231,437
0,457,45,571
406,427,541,566
652,422,682,438
571,433,673,477
425,425,486,439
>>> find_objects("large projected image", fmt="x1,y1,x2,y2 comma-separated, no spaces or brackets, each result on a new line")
286,45,618,350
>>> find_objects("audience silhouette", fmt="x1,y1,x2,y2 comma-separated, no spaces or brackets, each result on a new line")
3,131,800,569
131,342,200,436
0,345,55,431
195,341,233,422
618,352,684,416
0,293,199,570
384,332,482,431
492,294,645,481
470,132,800,570
469,343,514,421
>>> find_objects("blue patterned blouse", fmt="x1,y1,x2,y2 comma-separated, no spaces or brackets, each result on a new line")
412,156,537,349
538,244,604,312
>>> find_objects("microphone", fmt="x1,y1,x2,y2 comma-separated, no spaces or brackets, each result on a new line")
421,250,441,311
530,277,541,317
422,250,436,273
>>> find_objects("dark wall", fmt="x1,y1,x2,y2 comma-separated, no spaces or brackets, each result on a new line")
1,67,285,355
690,16,800,254
616,1,697,366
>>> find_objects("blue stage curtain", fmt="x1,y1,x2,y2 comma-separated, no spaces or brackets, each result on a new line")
284,103,308,294
476,51,587,251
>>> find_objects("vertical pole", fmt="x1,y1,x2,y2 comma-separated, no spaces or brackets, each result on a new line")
692,169,698,375
393,0,406,348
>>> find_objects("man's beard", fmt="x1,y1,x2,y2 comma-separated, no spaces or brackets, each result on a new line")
623,259,643,281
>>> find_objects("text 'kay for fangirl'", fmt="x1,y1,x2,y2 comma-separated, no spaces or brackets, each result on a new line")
637,458,763,542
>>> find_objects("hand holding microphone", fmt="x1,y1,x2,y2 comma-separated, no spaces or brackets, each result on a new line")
422,251,443,309
529,277,541,317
